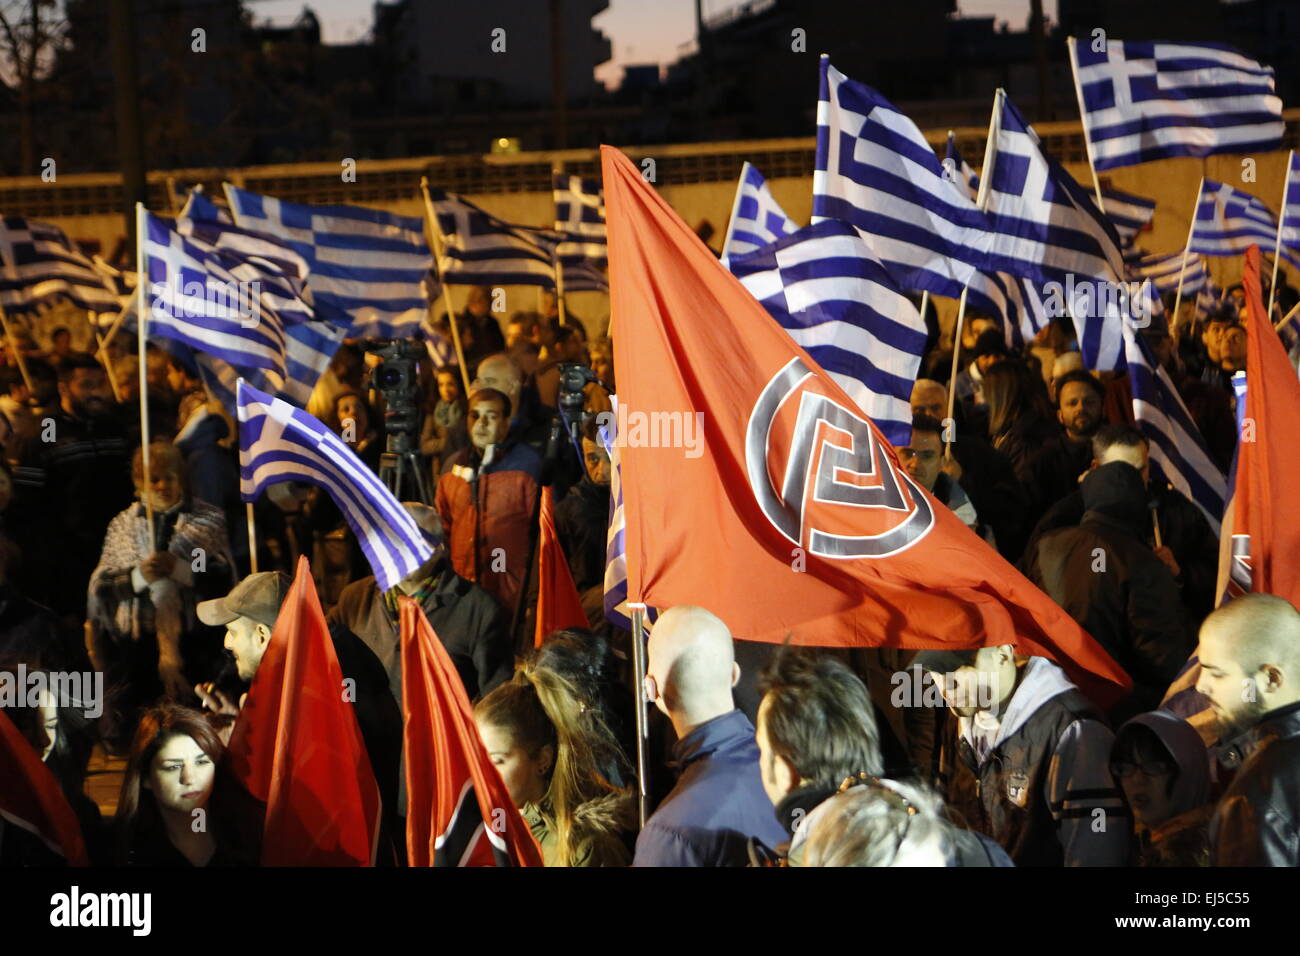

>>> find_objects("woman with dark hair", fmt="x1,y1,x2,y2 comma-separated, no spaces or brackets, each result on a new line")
87,441,234,744
1110,711,1212,867
980,360,1058,485
114,702,253,866
474,661,635,866
331,390,382,472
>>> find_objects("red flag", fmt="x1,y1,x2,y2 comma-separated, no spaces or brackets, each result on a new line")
0,708,88,866
601,144,1129,705
1233,246,1300,604
535,485,589,647
400,597,544,866
226,556,381,866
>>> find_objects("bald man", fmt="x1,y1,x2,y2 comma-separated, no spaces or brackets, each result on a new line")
1195,594,1300,865
632,606,787,866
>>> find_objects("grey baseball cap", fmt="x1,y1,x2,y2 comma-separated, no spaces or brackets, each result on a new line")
197,571,290,629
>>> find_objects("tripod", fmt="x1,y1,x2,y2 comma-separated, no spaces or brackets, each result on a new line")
378,428,431,506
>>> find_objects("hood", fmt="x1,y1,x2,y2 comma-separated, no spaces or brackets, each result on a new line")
969,657,1077,751
1080,460,1149,525
1117,710,1210,816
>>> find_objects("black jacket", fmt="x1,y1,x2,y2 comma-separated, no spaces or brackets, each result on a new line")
554,477,610,592
1211,700,1300,866
1026,462,1193,715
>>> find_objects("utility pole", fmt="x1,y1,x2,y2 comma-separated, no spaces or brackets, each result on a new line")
109,0,146,248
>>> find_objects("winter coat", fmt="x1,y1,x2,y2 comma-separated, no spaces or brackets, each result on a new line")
1027,462,1194,714
941,657,1131,866
554,476,610,592
1116,710,1212,867
632,709,786,867
1210,700,1300,866
435,441,542,614
522,792,635,867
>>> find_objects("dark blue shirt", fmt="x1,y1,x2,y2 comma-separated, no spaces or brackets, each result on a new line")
633,709,785,867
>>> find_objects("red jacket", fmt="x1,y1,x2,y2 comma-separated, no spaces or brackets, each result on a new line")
436,443,542,615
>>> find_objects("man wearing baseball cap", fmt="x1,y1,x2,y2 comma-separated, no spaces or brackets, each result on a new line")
196,571,289,683
912,645,1129,868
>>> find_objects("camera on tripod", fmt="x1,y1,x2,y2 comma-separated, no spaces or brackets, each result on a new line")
363,339,423,438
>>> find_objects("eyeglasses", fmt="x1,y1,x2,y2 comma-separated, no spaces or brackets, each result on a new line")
1110,760,1174,779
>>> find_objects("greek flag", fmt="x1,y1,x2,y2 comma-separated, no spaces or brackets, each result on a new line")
225,185,432,339
142,211,302,379
728,219,927,447
1123,322,1226,533
237,380,432,591
984,92,1128,369
180,186,234,225
429,188,560,288
1101,185,1156,249
1071,38,1284,171
1125,249,1208,297
554,175,609,292
814,57,1003,299
194,318,348,413
0,216,119,313
600,397,656,632
722,162,798,261
1190,178,1300,269
943,133,1050,348
1281,151,1300,252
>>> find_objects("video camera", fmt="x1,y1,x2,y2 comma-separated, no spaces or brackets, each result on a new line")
363,339,423,439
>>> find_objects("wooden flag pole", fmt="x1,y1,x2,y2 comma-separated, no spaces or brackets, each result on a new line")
628,602,651,830
719,161,750,260
135,202,155,543
1066,35,1107,214
0,305,34,393
554,247,568,328
1267,150,1293,322
85,310,123,403
418,177,473,397
246,501,259,574
1275,297,1300,332
1171,178,1204,338
944,287,971,462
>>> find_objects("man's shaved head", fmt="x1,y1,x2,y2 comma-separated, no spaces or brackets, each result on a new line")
910,379,948,420
474,353,523,408
1195,594,1300,738
645,606,739,732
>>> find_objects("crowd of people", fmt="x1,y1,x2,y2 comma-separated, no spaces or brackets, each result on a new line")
1,278,1298,868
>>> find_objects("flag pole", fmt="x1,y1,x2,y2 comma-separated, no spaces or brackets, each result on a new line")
628,602,651,829
944,89,1003,460
0,306,34,393
1267,150,1292,322
246,501,259,574
1066,36,1106,213
1275,297,1300,332
719,161,750,259
85,310,123,403
1172,178,1204,337
418,177,473,398
135,202,155,543
553,247,568,328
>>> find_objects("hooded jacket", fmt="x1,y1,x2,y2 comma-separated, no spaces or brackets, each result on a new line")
1210,700,1300,866
1116,710,1212,866
1027,461,1193,715
941,657,1130,866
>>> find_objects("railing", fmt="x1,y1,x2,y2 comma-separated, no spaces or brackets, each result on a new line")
5,109,1300,217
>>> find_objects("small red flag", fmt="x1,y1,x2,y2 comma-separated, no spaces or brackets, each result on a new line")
400,597,544,866
1233,246,1300,605
535,485,590,647
601,144,1130,706
226,556,382,866
0,708,88,866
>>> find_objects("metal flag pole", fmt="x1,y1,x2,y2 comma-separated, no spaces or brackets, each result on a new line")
1267,150,1293,322
418,177,473,398
1066,35,1106,214
1172,178,1205,338
628,602,651,829
135,202,155,543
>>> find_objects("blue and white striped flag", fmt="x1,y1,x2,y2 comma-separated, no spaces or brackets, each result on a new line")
1280,151,1300,253
0,216,120,313
1190,178,1300,270
599,397,656,632
814,57,1003,299
1123,322,1226,533
984,92,1128,369
1101,185,1156,249
142,211,301,380
429,188,560,288
180,186,234,225
1125,249,1208,296
722,162,798,262
1071,38,1284,171
944,133,1050,348
195,318,348,413
554,175,609,292
728,219,927,447
237,380,431,590
225,185,432,339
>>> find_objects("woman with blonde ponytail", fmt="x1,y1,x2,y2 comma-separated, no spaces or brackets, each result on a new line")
474,661,635,866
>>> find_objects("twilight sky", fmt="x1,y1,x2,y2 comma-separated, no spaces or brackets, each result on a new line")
245,0,1057,87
